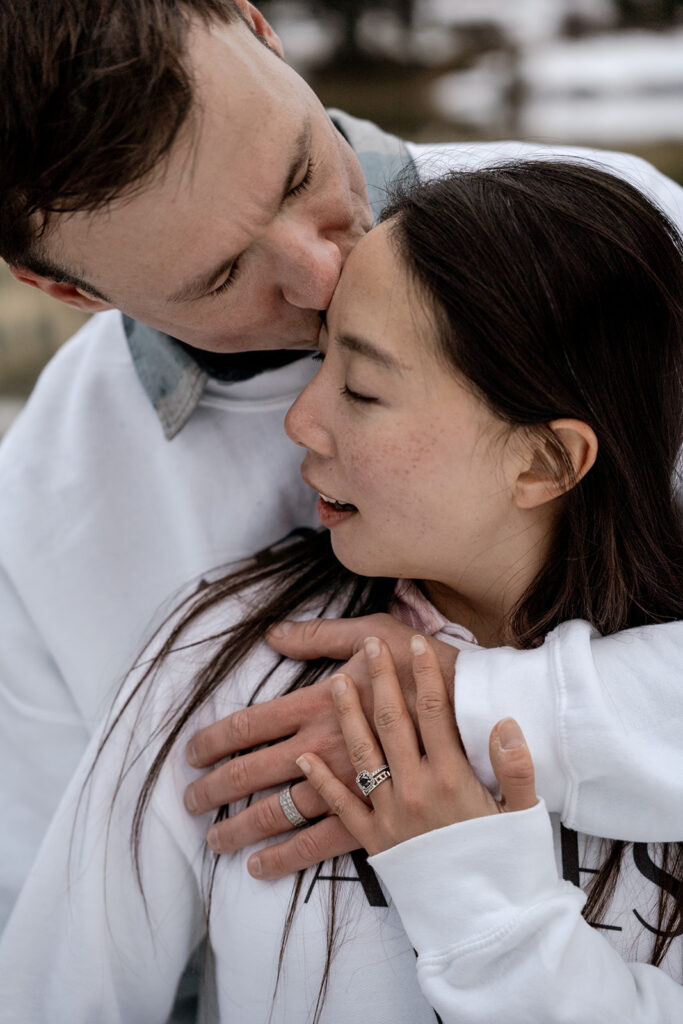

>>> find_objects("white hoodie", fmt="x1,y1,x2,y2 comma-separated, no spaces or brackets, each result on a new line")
0,584,679,1023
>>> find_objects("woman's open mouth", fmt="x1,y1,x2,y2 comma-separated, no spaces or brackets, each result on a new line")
319,492,357,512
317,492,358,528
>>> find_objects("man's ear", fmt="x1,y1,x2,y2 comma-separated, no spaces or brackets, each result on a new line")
8,266,113,313
232,1,284,57
514,419,598,510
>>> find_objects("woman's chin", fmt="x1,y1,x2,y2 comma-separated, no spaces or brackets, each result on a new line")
329,536,396,580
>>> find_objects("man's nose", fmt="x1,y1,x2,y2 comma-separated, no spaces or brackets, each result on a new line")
272,221,346,310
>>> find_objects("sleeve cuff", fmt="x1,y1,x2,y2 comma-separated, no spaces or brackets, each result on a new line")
452,625,594,813
368,800,569,956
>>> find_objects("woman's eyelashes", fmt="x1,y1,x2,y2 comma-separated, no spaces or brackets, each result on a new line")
340,384,378,404
311,354,376,403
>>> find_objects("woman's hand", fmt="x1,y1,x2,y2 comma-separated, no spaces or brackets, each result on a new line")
297,634,537,855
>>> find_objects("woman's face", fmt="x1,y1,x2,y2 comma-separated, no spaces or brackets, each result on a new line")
285,222,535,611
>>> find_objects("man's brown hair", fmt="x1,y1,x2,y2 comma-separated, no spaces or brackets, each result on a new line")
1,0,242,285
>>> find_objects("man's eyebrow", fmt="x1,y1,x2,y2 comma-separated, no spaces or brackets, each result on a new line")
167,119,312,304
336,331,402,372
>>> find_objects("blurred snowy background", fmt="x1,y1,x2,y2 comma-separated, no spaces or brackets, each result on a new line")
1,0,682,432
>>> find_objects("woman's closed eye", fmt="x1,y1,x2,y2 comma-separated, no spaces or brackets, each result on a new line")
340,384,378,404
311,337,378,402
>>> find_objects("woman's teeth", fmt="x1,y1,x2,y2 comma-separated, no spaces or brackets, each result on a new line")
319,492,358,512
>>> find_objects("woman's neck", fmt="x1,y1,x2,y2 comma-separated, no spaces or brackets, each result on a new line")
421,512,555,647
420,582,512,647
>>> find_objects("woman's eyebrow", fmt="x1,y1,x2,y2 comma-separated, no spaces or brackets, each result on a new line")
336,331,402,372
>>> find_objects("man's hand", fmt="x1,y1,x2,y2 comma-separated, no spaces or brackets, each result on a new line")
184,613,459,878
298,637,536,856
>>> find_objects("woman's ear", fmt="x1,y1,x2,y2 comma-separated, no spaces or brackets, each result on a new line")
513,419,598,510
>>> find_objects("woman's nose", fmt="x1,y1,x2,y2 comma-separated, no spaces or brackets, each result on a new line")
285,372,334,456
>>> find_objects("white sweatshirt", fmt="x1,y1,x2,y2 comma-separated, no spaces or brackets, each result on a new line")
0,586,679,1023
0,129,682,941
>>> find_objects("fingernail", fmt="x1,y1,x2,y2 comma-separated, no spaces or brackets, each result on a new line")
249,855,262,878
497,718,526,751
410,634,427,656
269,621,293,639
331,673,347,696
186,740,199,767
296,755,311,774
364,636,381,658
206,826,221,853
184,786,198,813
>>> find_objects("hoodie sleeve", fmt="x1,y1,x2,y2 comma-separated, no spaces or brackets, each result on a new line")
0,658,208,1024
453,619,683,840
369,801,683,1024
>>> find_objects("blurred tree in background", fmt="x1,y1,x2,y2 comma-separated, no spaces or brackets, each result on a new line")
316,0,416,61
615,0,683,26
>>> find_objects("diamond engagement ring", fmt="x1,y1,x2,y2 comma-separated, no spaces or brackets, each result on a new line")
355,764,392,797
279,783,309,828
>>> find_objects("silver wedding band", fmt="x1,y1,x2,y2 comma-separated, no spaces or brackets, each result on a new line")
356,764,392,798
279,783,309,828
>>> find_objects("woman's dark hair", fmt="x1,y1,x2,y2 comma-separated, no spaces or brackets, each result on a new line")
383,161,683,644
91,161,683,1018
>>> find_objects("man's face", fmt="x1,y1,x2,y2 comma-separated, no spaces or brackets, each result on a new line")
43,17,373,352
